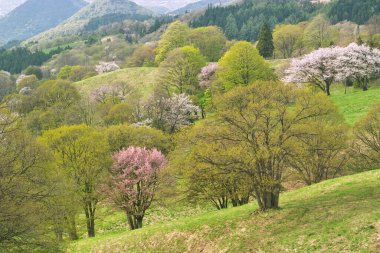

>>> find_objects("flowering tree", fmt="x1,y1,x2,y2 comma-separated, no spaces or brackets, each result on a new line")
335,43,380,91
95,61,120,74
198,62,218,89
284,46,344,95
110,147,166,230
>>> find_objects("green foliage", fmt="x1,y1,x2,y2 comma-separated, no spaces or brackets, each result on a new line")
24,66,43,80
217,41,275,90
328,0,380,25
304,14,336,49
160,46,207,95
350,102,380,171
0,71,15,101
40,125,111,238
0,47,51,74
273,24,304,58
106,124,171,154
191,0,321,42
189,26,227,62
155,21,191,63
0,111,56,251
225,14,239,39
57,65,95,82
256,23,274,58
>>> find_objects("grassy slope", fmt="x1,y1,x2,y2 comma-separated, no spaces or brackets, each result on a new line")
73,67,160,98
69,170,380,253
330,82,380,125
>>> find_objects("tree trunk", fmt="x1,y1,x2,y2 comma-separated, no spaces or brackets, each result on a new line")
84,200,96,238
126,214,144,230
326,82,331,96
67,215,79,240
55,228,63,242
255,189,280,211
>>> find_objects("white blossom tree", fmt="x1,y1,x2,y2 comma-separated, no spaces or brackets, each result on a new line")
335,43,380,91
284,46,344,95
95,61,120,74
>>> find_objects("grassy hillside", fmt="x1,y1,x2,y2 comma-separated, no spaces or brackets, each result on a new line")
331,82,380,125
74,67,159,98
68,169,380,252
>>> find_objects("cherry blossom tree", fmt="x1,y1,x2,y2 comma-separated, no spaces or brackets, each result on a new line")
198,62,218,89
335,43,380,91
95,61,120,74
109,147,166,230
284,46,344,95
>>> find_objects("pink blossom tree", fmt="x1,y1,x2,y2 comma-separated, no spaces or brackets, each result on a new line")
109,147,166,230
335,43,380,91
284,46,344,95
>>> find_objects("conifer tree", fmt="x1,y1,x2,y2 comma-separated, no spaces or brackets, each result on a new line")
225,14,238,39
257,23,274,58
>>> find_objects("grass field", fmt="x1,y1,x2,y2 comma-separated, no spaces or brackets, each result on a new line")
73,67,160,98
330,81,380,125
68,169,380,253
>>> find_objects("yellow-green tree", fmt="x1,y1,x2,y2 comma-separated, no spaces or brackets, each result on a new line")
273,24,304,58
217,41,275,91
155,21,190,63
212,81,342,210
160,45,206,95
351,102,380,171
189,26,227,62
40,125,111,238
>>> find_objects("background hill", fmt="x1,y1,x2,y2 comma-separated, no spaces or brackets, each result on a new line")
170,0,234,15
0,0,26,17
0,0,87,45
29,0,153,42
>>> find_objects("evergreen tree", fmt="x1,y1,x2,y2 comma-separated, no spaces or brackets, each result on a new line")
257,23,274,58
225,14,238,39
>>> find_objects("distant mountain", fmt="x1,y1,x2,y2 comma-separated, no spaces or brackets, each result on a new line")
131,0,199,11
30,0,153,42
0,0,87,45
170,0,234,15
0,0,26,17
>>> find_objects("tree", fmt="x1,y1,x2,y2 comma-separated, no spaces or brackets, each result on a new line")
351,103,380,171
288,115,349,185
225,14,239,39
0,71,15,101
40,125,111,238
212,81,339,210
159,46,206,95
335,43,380,91
146,93,200,134
155,21,190,63
217,41,275,90
273,24,303,58
16,74,38,90
189,26,227,62
173,121,252,209
304,14,335,49
106,124,171,154
257,23,274,58
109,147,166,230
284,46,344,95
24,66,43,80
0,108,56,251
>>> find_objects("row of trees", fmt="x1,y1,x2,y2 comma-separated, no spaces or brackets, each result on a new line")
191,0,320,42
285,43,380,95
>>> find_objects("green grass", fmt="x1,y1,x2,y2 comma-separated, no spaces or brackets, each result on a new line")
73,67,160,98
330,81,380,125
68,169,380,253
